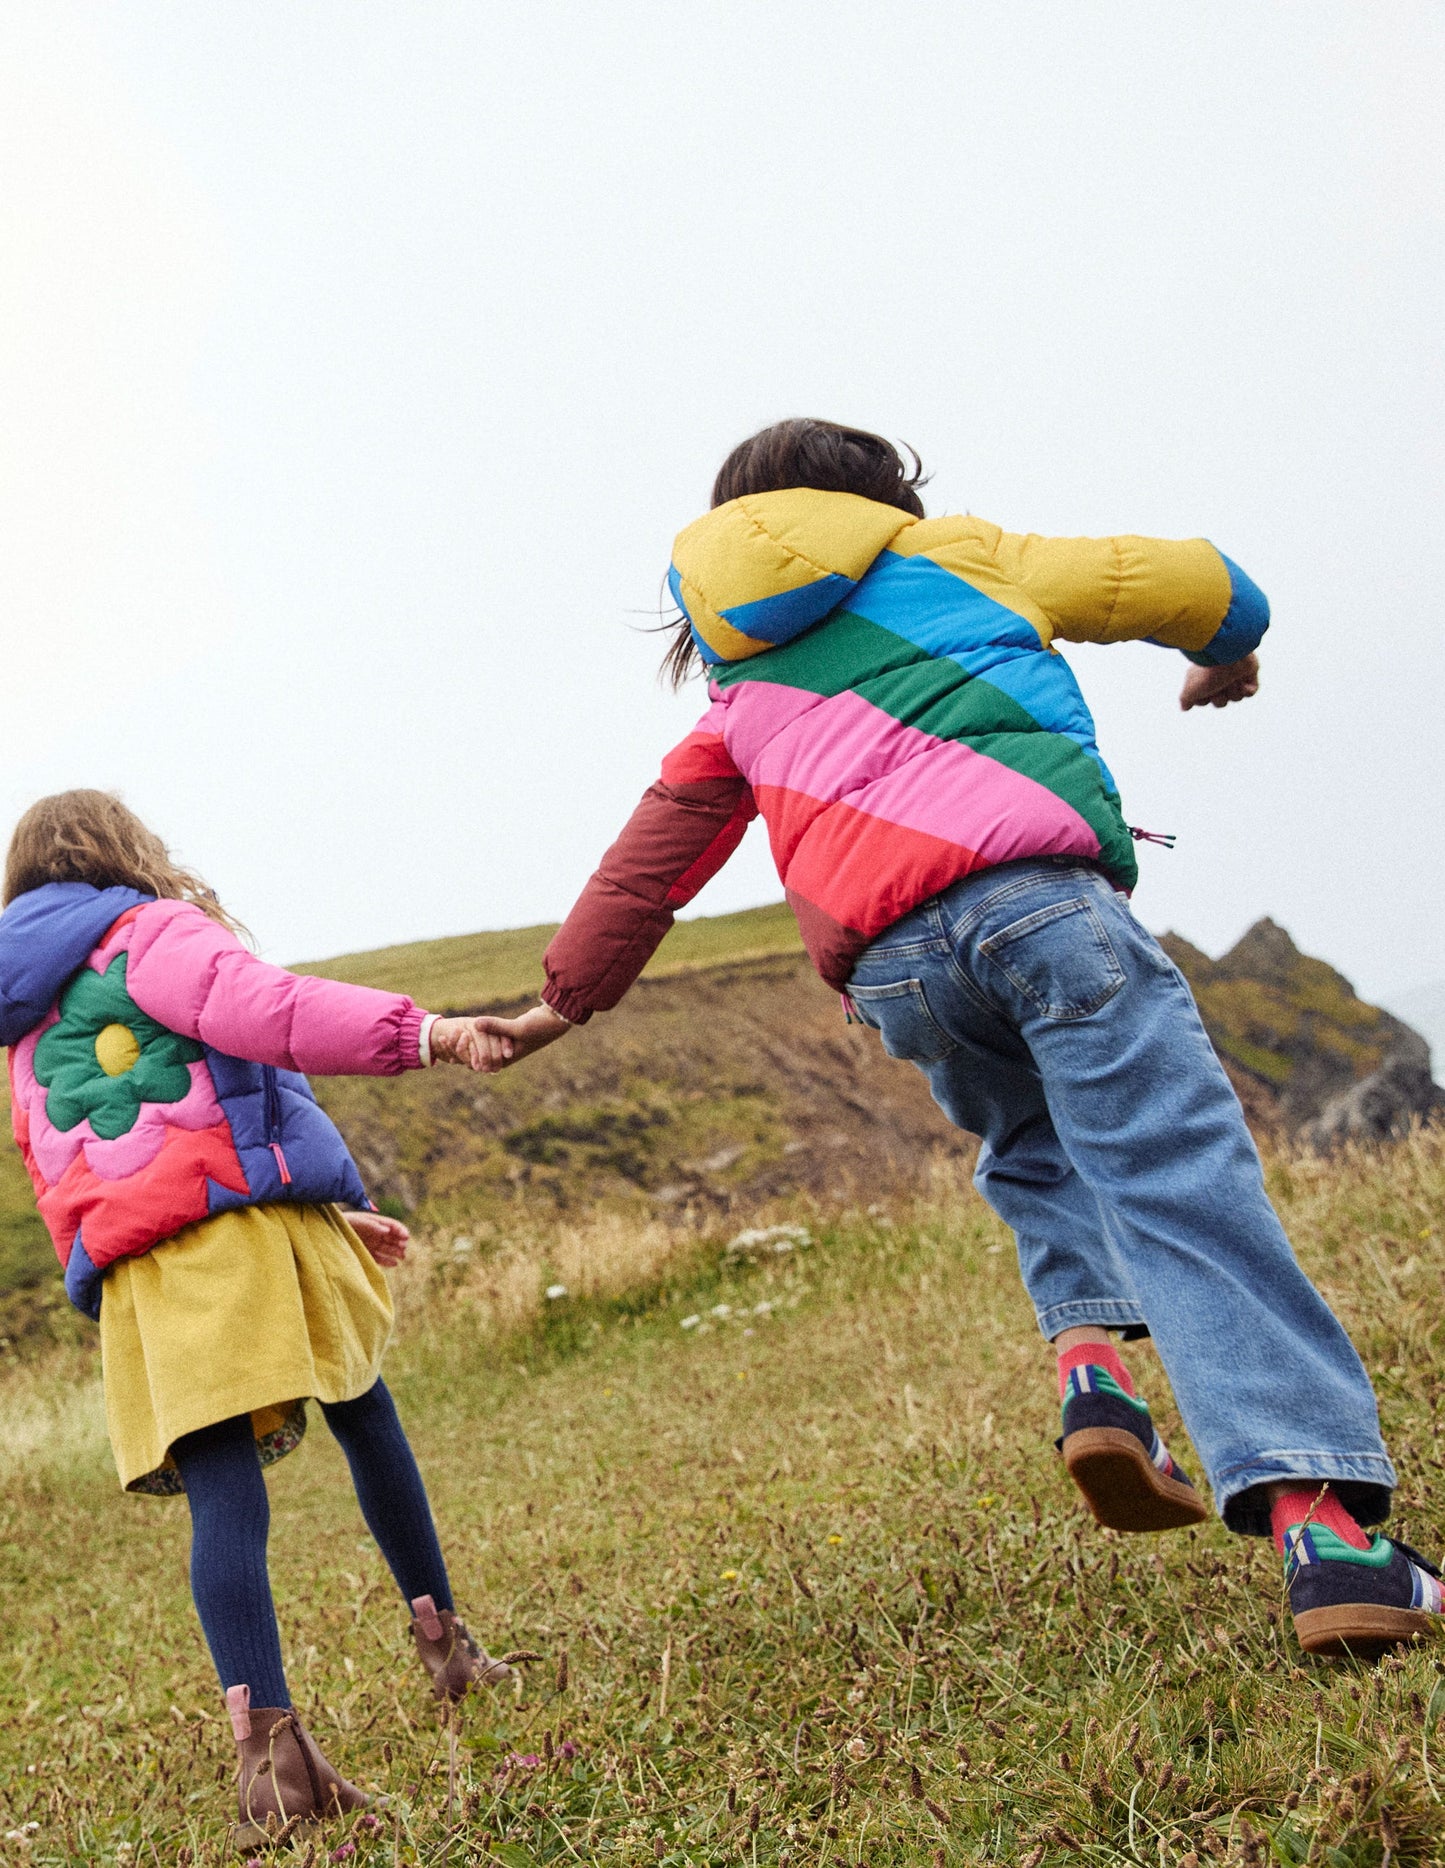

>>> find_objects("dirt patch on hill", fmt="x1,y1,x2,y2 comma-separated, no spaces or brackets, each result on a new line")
315,954,974,1228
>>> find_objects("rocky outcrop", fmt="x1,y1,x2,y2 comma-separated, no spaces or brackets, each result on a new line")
1160,918,1443,1145
1303,1028,1443,1148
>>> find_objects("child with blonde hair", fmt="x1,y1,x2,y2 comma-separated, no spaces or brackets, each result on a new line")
0,790,514,1845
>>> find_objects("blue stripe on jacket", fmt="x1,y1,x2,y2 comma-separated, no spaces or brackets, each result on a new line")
1186,553,1270,667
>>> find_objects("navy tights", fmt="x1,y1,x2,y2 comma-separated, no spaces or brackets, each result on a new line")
169,1380,453,1708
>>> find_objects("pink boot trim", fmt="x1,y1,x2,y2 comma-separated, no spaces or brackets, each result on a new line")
411,1594,444,1641
226,1683,252,1742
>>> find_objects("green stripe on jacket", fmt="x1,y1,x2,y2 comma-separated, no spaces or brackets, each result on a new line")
714,611,1139,886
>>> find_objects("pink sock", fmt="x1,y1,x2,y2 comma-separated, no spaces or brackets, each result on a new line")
1056,1339,1135,1401
1270,1484,1370,1554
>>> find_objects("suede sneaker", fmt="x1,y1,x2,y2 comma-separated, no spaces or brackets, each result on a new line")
1059,1363,1208,1533
1285,1522,1444,1659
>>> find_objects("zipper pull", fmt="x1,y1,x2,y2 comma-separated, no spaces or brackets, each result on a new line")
1129,826,1177,849
840,991,857,1024
270,1142,293,1185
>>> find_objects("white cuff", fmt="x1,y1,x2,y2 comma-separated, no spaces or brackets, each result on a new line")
419,1013,440,1067
542,999,573,1026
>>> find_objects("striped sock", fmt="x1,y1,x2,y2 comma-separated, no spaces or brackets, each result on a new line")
1056,1339,1135,1402
1270,1484,1370,1556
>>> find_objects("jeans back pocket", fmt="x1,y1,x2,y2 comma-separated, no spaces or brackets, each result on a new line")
845,976,957,1063
978,896,1125,1021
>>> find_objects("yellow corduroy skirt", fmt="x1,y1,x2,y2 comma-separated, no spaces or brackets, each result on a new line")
100,1203,393,1495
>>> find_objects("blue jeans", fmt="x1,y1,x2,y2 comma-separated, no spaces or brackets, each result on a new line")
845,858,1394,1535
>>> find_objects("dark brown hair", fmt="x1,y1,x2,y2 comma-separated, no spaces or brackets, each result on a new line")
3,790,246,936
661,418,928,688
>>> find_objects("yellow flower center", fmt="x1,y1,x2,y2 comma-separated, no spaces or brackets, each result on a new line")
94,1023,140,1078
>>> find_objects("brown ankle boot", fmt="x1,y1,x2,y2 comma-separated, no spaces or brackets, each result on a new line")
409,1594,514,1703
227,1684,369,1846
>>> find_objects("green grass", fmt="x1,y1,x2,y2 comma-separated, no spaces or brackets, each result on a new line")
295,902,804,1010
3,1134,1445,1864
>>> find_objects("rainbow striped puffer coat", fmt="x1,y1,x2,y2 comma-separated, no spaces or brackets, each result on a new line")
0,884,429,1317
542,488,1268,1019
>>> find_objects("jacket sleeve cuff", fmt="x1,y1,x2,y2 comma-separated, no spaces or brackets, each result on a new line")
542,981,593,1026
417,1012,439,1067
1186,552,1270,666
397,1005,430,1069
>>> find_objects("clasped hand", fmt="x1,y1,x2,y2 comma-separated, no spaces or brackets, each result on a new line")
428,1004,571,1074
343,1007,571,1265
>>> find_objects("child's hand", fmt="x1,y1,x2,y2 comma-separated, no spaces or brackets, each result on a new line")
429,1016,515,1072
469,1003,572,1071
343,1210,410,1266
1180,652,1260,711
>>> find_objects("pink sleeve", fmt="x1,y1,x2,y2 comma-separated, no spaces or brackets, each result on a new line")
124,901,429,1076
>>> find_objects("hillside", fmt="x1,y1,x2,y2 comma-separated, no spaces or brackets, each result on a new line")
0,903,1437,1335
2,904,1445,1861
293,900,804,1006
4,1125,1445,1864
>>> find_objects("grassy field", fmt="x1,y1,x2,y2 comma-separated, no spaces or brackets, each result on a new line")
3,1133,1445,1865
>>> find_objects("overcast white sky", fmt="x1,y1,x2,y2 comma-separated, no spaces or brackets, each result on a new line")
2,3,1442,1006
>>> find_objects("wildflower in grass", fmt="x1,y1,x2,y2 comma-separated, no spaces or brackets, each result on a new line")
680,1314,700,1329
726,1224,813,1255
974,1494,999,1511
331,1846,357,1863
721,1569,739,1581
828,1534,843,1544
546,1283,568,1300
737,1369,748,1379
359,1814,382,1832
711,1303,732,1317
450,1235,474,1259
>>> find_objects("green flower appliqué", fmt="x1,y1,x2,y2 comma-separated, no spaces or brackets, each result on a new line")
33,954,204,1140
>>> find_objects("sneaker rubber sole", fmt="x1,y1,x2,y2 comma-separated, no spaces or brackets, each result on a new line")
1062,1426,1209,1533
1292,1603,1438,1660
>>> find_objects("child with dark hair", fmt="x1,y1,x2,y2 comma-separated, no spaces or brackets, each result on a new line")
0,790,519,1845
478,416,1441,1659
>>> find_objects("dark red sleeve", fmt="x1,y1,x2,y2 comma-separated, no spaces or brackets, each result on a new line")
542,712,756,1023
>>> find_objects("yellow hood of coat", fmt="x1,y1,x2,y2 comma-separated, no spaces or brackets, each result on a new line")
668,489,916,665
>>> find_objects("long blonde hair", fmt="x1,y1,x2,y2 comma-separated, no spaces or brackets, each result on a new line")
2,790,246,936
